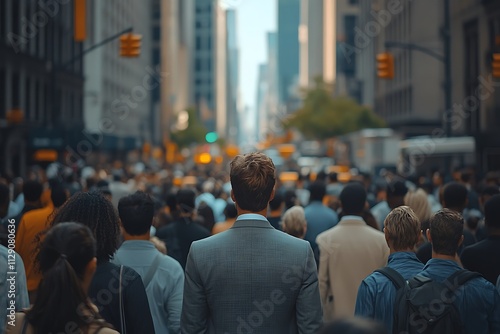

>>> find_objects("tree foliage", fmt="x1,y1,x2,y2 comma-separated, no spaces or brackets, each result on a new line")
284,78,385,139
171,108,207,147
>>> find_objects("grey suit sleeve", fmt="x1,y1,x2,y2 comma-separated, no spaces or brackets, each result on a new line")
296,244,323,334
181,244,209,334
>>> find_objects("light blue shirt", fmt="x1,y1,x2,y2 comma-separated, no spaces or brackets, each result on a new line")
236,213,269,222
1,245,30,331
371,201,391,230
113,240,184,334
304,201,339,260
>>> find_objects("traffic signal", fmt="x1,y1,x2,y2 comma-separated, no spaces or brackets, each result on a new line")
377,53,394,79
120,33,142,57
205,132,218,143
493,53,500,78
74,0,86,41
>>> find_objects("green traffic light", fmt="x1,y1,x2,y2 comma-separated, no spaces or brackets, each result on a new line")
205,132,218,143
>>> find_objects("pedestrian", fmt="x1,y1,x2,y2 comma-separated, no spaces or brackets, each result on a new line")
281,205,307,239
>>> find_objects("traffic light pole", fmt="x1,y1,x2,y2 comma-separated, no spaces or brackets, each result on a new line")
62,26,133,69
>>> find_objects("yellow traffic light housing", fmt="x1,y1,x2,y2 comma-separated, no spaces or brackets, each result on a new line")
120,33,142,57
493,53,500,78
74,0,86,41
377,53,395,79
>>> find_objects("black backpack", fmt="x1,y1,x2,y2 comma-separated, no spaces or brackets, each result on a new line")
375,267,482,334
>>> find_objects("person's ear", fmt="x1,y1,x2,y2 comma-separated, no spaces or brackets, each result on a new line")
458,234,464,248
384,228,391,248
426,229,432,243
269,188,275,203
231,189,236,203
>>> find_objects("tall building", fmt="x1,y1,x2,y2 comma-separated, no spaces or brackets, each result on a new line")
265,32,280,139
84,0,152,152
192,0,215,128
277,0,300,108
355,0,377,108
215,3,227,138
0,0,84,176
226,9,240,144
373,0,443,136
256,63,269,142
332,0,360,100
299,0,324,87
160,0,194,143
450,0,500,172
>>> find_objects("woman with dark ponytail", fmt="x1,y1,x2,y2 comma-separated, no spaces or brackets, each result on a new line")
48,191,154,333
6,222,118,334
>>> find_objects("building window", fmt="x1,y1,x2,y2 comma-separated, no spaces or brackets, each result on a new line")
153,26,160,40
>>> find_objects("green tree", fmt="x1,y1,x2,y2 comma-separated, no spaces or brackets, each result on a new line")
285,78,385,139
171,108,208,147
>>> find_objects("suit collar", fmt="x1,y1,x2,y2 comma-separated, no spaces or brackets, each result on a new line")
338,219,366,226
231,219,274,229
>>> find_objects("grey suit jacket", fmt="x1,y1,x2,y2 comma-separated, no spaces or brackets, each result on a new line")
181,218,323,334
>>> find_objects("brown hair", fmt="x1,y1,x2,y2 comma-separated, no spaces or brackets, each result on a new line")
384,206,421,251
230,153,276,212
428,209,464,256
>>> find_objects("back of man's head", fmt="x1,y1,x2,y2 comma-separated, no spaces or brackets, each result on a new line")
230,153,276,212
428,209,464,256
442,182,468,212
224,203,237,219
176,188,196,214
23,180,43,203
384,206,421,251
387,179,408,200
484,194,500,230
329,172,338,183
51,185,68,208
118,191,154,235
309,181,327,202
340,183,366,215
269,192,283,212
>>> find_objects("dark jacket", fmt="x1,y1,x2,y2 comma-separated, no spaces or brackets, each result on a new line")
88,262,155,334
156,217,210,269
461,235,500,284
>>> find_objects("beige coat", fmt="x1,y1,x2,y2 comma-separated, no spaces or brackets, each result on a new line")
316,218,389,321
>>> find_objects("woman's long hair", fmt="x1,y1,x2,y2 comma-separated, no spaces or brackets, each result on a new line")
50,191,120,263
26,222,110,333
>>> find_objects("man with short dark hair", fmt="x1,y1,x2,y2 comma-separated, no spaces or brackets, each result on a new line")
417,209,500,333
181,152,323,334
355,206,424,332
156,188,211,269
317,183,389,321
417,182,475,264
371,179,408,230
114,191,184,334
461,194,500,284
304,181,338,264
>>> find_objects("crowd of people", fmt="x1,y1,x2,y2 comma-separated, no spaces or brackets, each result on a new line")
1,154,500,333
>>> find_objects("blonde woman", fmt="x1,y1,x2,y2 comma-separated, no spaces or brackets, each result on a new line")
404,188,432,247
281,206,308,239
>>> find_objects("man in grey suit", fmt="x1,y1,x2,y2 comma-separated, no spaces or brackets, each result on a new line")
181,152,323,334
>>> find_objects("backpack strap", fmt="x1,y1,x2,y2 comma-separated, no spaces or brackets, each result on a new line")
445,269,482,292
142,253,162,288
374,267,406,289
